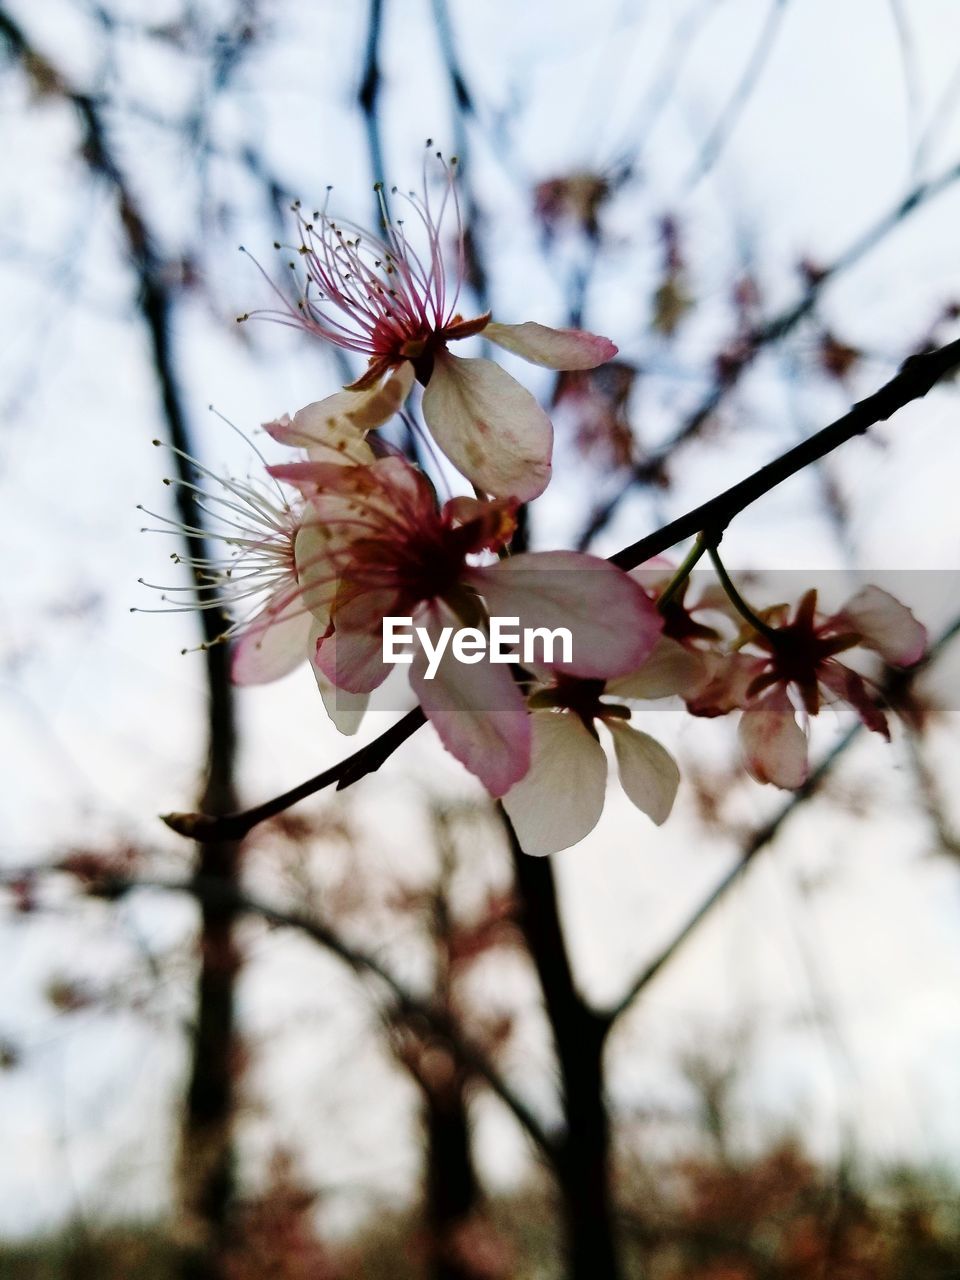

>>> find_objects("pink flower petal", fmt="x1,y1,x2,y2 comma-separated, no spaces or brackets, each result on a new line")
836,585,927,667
409,601,531,797
739,688,809,788
685,651,768,717
267,460,343,497
605,637,706,700
307,618,368,735
231,602,312,685
818,660,890,738
607,721,679,824
501,710,608,855
422,352,552,500
484,321,617,370
469,551,662,678
314,623,390,695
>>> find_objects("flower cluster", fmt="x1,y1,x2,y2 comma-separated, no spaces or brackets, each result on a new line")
143,158,926,855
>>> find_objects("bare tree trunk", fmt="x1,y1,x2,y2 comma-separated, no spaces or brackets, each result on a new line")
0,13,243,1275
422,1077,483,1280
507,827,622,1280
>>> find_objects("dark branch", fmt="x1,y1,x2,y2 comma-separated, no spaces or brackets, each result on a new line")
163,706,426,841
358,0,388,211
0,6,238,805
608,336,960,570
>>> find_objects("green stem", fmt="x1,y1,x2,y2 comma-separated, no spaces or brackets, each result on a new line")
657,534,708,610
707,544,780,640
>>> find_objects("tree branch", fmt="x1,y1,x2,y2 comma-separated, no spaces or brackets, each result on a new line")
577,154,960,549
92,870,559,1164
608,336,960,570
162,336,959,843
163,706,426,841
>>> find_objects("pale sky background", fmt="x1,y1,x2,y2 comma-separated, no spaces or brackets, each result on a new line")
2,0,960,1240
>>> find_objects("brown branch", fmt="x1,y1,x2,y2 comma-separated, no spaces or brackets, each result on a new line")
357,0,388,209
164,336,960,844
0,15,244,1270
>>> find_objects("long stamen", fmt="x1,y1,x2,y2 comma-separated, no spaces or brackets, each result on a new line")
245,156,469,363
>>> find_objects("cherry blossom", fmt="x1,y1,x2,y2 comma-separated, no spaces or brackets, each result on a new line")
251,158,617,499
138,418,376,734
275,454,663,797
688,585,926,788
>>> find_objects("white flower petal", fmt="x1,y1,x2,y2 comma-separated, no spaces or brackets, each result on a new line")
605,637,705,701
263,399,375,465
484,321,617,370
608,720,679,825
837,585,926,667
339,361,415,432
422,352,552,500
502,711,608,855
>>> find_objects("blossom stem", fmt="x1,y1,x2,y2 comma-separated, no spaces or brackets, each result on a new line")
707,544,780,640
657,534,707,610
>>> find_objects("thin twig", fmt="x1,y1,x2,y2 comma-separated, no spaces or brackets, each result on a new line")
608,336,960,570
163,707,426,841
684,0,790,189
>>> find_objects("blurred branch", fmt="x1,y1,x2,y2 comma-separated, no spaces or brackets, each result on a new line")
684,0,790,189
904,730,960,861
602,611,960,1027
358,0,388,204
89,870,560,1164
431,0,489,309
164,336,960,843
431,0,474,120
888,0,922,174
603,725,858,1028
578,153,960,549
0,7,239,797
